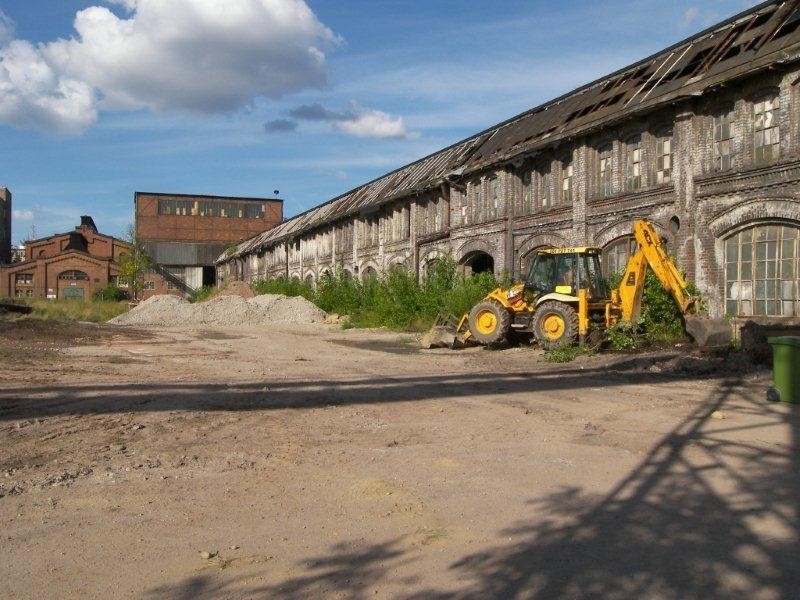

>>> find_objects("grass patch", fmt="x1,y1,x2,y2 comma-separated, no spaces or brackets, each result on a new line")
1,298,128,322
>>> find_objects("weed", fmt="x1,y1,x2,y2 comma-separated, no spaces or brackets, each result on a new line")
543,343,594,363
607,320,644,351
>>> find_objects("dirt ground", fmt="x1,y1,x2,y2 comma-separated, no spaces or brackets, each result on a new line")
0,316,798,599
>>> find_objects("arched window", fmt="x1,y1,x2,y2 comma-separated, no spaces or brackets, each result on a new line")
655,127,673,184
754,94,780,166
725,224,799,317
625,135,643,191
57,270,89,281
603,236,637,276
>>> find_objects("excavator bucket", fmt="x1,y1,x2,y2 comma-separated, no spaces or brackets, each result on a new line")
419,314,471,349
684,315,732,349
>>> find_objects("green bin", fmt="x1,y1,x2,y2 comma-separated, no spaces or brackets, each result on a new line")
767,336,800,404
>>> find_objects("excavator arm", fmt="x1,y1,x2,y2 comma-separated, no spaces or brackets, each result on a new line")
617,220,695,322
614,219,731,348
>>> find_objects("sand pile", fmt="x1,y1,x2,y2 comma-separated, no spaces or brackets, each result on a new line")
109,293,327,327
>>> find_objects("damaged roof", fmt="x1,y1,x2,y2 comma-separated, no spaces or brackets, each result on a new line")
221,0,800,262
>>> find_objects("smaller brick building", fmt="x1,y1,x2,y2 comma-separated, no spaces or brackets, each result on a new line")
0,216,129,300
135,192,282,297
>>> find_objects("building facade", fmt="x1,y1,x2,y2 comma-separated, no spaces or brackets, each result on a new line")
135,191,283,297
0,216,129,300
218,1,800,323
0,187,10,264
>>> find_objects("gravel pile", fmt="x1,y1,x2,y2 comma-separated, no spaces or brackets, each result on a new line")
109,293,327,327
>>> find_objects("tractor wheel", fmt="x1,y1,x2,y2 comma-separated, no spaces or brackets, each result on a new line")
468,299,511,345
533,301,578,350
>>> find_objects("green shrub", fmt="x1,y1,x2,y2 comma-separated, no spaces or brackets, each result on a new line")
250,259,502,331
92,284,128,302
187,285,216,303
604,268,690,345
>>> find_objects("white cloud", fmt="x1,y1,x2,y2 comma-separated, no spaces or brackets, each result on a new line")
0,0,339,134
286,100,417,139
0,40,97,134
13,209,34,220
334,107,413,139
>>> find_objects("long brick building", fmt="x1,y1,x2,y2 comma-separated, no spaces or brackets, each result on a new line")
218,1,800,322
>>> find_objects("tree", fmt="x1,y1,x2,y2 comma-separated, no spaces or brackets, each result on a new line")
118,223,152,301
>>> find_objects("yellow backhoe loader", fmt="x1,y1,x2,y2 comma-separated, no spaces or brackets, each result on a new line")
427,219,731,350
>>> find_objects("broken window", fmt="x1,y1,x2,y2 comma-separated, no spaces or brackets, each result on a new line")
714,108,735,172
472,179,483,223
539,164,552,209
754,95,780,166
725,224,799,317
561,159,573,204
656,128,673,185
14,273,33,285
603,236,637,276
598,144,613,198
522,170,533,214
487,176,499,219
625,135,643,192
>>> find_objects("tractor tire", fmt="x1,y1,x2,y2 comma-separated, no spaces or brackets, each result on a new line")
468,299,511,345
533,301,579,350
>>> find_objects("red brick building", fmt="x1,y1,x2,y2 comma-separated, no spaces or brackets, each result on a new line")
0,216,129,300
134,192,282,297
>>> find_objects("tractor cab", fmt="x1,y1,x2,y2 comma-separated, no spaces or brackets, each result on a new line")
524,247,608,302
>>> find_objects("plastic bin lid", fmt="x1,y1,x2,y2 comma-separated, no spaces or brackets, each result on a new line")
767,336,800,347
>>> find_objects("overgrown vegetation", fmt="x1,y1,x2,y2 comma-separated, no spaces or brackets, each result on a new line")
252,258,504,330
2,298,128,322
92,283,128,302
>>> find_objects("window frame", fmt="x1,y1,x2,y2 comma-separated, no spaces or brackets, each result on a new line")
625,134,643,192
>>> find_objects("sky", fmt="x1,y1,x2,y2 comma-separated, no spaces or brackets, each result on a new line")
0,0,761,242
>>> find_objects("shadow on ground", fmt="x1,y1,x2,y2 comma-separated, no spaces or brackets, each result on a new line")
120,370,799,599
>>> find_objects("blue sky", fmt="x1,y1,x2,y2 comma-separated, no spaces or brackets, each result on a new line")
0,0,758,242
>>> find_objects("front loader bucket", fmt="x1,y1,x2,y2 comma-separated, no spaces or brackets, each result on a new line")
420,325,459,349
419,314,471,349
685,315,732,349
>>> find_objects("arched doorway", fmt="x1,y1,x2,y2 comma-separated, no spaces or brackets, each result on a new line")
361,266,378,279
460,251,494,276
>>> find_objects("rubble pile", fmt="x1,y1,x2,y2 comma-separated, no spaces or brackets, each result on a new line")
109,293,326,327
